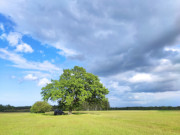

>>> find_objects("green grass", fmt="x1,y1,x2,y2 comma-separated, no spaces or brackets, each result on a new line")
0,111,180,135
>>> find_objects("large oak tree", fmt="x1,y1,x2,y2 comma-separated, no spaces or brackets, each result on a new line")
41,66,109,114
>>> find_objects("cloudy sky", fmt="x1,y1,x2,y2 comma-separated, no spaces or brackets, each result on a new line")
0,0,180,107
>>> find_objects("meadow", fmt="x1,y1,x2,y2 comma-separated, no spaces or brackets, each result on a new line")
0,111,180,135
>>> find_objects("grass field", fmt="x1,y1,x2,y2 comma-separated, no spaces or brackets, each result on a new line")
0,111,180,135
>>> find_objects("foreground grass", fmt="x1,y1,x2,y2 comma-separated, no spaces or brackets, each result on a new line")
0,111,180,135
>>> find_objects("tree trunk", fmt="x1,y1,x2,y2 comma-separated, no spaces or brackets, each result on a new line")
68,107,72,115
68,110,72,115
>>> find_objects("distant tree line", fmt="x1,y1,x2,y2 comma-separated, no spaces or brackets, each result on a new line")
110,106,180,110
0,104,31,112
1,104,180,112
0,101,110,112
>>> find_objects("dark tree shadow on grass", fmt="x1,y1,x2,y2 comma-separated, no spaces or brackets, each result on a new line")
72,112,86,115
41,111,87,116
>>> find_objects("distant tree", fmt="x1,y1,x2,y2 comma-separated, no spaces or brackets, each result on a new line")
81,99,110,111
41,66,109,114
30,101,52,113
0,104,5,112
102,100,110,110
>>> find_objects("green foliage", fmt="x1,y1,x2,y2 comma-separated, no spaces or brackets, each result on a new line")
30,101,52,113
80,99,110,111
41,66,109,113
0,104,15,112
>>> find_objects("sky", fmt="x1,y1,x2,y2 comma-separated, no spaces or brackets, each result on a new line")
0,0,180,107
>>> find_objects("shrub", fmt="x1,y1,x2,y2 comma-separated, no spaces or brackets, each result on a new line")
30,101,52,113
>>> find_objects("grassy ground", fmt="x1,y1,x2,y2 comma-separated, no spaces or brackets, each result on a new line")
0,111,180,135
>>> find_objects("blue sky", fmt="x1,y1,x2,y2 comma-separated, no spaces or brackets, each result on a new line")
0,0,180,107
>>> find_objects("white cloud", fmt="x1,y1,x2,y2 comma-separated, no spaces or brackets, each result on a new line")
165,47,180,52
0,31,34,53
127,91,180,106
0,48,26,63
56,43,78,57
38,78,51,87
0,48,60,71
0,23,5,32
128,73,154,83
154,59,180,73
23,71,51,78
108,81,131,93
15,43,34,53
24,74,38,81
23,74,52,87
5,32,22,46
11,75,16,79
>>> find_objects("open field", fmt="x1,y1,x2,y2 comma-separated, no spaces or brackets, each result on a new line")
0,111,180,135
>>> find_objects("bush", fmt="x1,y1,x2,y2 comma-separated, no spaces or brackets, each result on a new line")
30,101,52,113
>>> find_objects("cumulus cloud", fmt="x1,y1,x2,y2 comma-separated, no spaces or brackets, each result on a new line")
15,43,34,53
23,74,51,87
38,78,51,87
24,74,38,81
3,32,22,46
128,73,155,83
0,31,34,53
165,47,180,53
107,81,131,94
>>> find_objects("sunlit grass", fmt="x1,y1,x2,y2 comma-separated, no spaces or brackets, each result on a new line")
0,111,180,135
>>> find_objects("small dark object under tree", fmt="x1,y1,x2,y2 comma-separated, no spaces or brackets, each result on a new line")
54,109,64,115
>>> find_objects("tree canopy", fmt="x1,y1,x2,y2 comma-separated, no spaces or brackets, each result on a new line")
41,66,109,114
